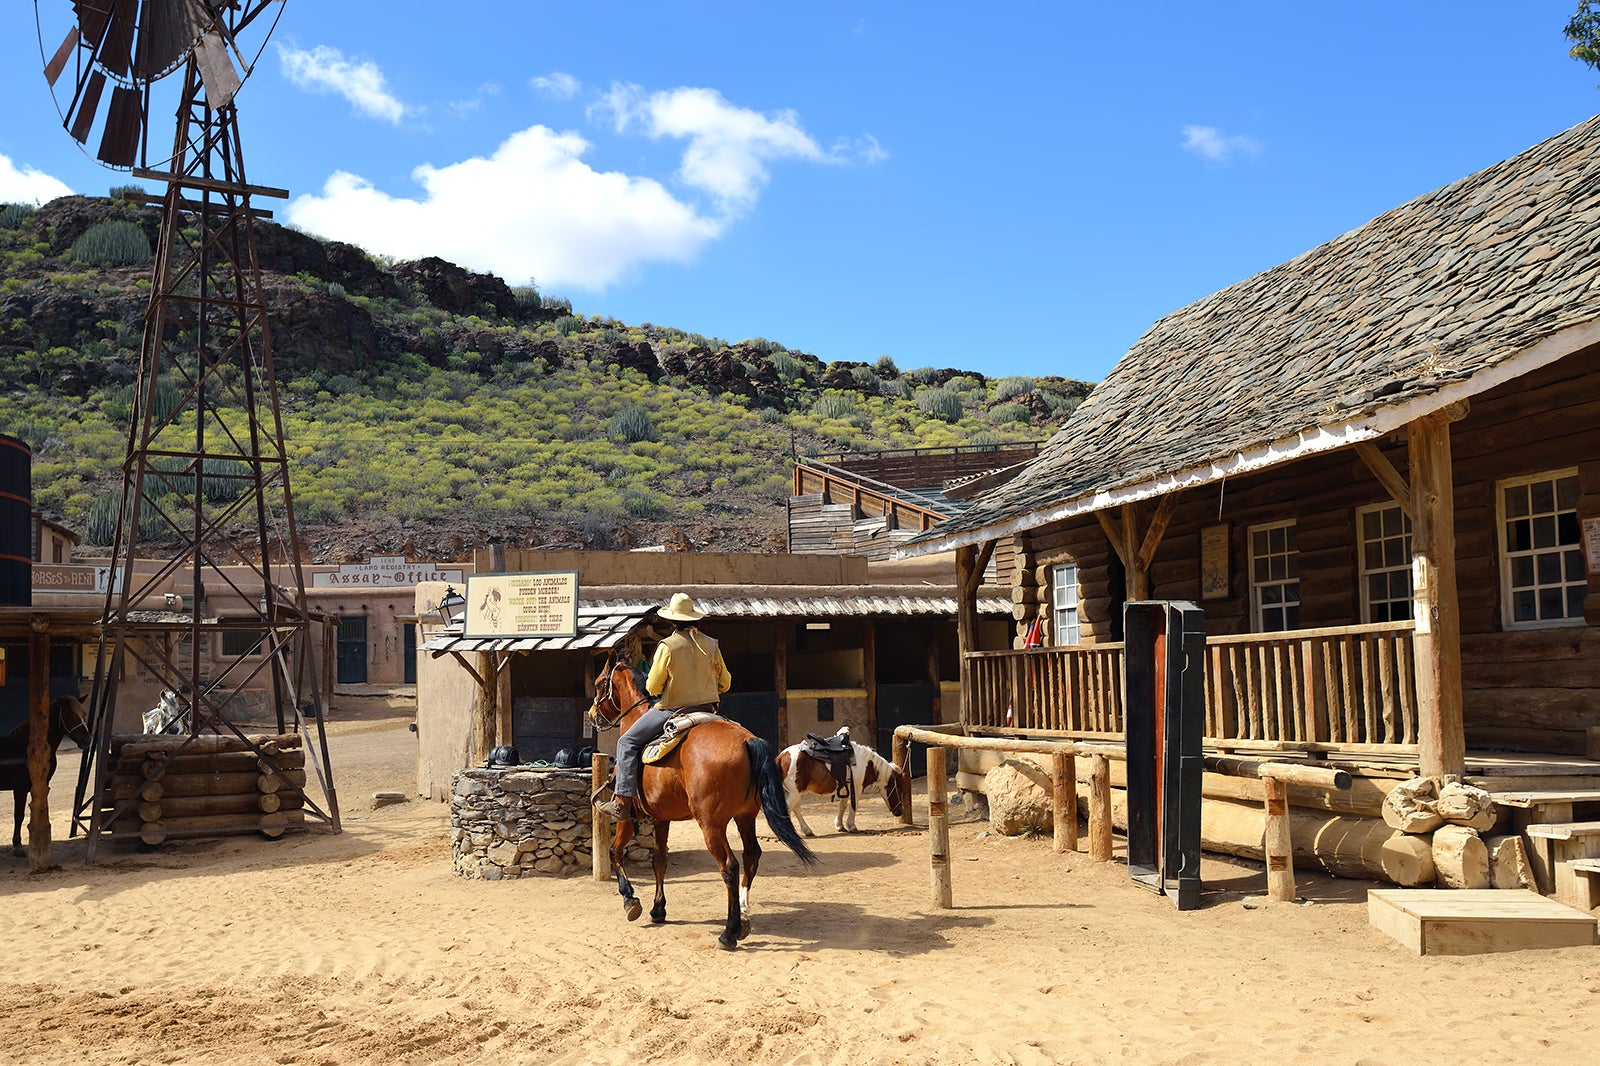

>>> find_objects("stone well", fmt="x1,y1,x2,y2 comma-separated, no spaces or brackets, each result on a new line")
450,766,651,880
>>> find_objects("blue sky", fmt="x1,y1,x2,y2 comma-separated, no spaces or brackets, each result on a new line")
2,2,1597,382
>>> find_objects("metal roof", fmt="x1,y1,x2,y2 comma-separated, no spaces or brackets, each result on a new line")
419,586,1008,655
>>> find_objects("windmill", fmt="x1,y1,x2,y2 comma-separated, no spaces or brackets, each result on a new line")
34,1,340,857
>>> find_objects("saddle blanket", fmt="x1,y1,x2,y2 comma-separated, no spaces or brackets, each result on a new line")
642,710,723,764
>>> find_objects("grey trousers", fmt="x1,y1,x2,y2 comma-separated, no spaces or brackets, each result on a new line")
613,706,674,798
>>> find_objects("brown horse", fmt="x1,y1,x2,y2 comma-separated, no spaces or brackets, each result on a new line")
2,696,92,856
589,651,817,950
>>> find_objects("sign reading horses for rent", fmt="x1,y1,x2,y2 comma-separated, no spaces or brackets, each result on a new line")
464,571,578,639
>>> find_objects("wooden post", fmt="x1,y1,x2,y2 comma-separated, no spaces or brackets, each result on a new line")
925,618,943,724
591,752,611,881
26,631,51,871
1052,751,1078,853
774,622,789,748
863,619,878,743
892,732,913,826
474,651,497,764
955,544,979,728
494,653,513,759
1088,753,1113,862
927,745,952,908
1263,776,1295,901
1408,409,1465,780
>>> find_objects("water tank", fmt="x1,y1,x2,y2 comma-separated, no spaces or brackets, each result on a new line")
0,433,30,606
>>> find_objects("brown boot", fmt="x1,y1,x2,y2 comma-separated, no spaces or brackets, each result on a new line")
593,791,634,821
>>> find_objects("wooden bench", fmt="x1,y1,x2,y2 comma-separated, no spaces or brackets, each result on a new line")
1491,791,1600,896
1522,822,1600,911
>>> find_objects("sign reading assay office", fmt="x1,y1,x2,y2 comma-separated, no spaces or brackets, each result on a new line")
313,556,465,588
464,571,579,639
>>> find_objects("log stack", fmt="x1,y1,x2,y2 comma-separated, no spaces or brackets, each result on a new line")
102,733,308,845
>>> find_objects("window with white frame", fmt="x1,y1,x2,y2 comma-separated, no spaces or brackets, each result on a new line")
1358,503,1413,623
1051,563,1081,645
1249,521,1299,632
1498,469,1586,629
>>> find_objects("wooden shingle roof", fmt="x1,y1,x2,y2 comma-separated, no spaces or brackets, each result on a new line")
909,115,1600,554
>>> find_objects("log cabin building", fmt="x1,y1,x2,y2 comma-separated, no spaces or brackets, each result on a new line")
900,116,1600,871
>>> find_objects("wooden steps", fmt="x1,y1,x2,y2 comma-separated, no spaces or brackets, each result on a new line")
1521,822,1600,910
1369,888,1598,955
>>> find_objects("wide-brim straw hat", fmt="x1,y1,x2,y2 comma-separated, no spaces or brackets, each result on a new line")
658,592,706,622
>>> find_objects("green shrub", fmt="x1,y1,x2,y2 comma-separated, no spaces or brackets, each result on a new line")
327,281,346,300
0,203,36,230
542,295,573,314
813,392,857,419
993,376,1035,402
916,387,963,422
880,378,910,400
554,314,583,335
608,404,655,443
848,365,879,390
69,219,152,267
904,366,938,386
990,402,1031,424
622,488,666,518
85,486,168,545
106,380,184,426
108,184,146,200
968,431,1002,449
874,355,900,378
758,406,784,422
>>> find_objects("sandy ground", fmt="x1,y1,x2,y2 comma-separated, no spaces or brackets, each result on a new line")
2,700,1598,1065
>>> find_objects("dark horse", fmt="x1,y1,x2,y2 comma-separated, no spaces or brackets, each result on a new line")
589,651,817,950
2,696,92,856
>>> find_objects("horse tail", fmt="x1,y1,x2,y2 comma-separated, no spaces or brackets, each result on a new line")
746,737,818,867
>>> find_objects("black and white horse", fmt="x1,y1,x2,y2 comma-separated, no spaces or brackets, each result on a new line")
775,727,909,835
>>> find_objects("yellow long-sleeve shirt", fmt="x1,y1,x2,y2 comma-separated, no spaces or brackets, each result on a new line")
645,628,731,709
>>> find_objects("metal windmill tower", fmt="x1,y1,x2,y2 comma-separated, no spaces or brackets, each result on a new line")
35,1,339,857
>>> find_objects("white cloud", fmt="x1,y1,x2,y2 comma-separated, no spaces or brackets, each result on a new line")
595,83,827,211
531,72,581,100
278,44,408,124
1181,125,1262,163
284,125,722,291
0,154,72,204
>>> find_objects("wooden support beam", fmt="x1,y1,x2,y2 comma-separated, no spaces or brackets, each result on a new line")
1263,776,1295,902
1088,753,1113,862
1354,441,1414,520
26,631,51,872
592,752,612,881
863,619,878,743
956,545,980,726
1135,493,1179,574
927,745,952,908
1409,411,1465,779
892,732,914,826
1052,751,1078,853
774,623,789,748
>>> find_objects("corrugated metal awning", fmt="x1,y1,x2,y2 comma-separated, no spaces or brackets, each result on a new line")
419,587,1006,656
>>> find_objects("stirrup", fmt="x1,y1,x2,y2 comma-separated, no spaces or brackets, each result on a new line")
593,791,634,821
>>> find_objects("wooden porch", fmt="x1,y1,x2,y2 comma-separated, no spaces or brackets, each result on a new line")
962,621,1600,780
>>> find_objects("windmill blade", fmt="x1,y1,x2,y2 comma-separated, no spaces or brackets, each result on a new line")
98,84,143,167
71,1,114,49
68,68,106,144
94,0,137,79
134,0,213,82
194,30,242,109
44,26,80,87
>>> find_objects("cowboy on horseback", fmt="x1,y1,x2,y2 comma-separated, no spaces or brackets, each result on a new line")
593,592,730,823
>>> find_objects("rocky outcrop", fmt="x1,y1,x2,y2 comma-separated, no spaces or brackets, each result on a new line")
393,256,522,320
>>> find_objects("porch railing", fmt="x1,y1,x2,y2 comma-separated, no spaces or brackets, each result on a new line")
964,621,1419,751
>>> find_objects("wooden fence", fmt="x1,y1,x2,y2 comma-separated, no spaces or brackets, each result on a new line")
964,621,1419,751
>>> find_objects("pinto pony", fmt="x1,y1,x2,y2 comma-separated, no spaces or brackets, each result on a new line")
776,727,910,836
2,696,91,856
588,650,817,950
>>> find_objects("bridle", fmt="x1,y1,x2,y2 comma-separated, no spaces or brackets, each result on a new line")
589,662,652,733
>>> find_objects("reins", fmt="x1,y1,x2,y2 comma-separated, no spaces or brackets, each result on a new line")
590,666,653,733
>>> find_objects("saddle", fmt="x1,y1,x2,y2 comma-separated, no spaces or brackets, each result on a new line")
801,730,857,808
641,707,723,764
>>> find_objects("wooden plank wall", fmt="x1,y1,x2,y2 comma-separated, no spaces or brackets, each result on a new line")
1017,348,1600,751
821,445,1042,490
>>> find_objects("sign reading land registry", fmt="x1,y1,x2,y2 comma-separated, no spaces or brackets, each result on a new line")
463,571,579,639
313,556,465,588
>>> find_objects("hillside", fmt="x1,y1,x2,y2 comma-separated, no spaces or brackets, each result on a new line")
0,193,1093,560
